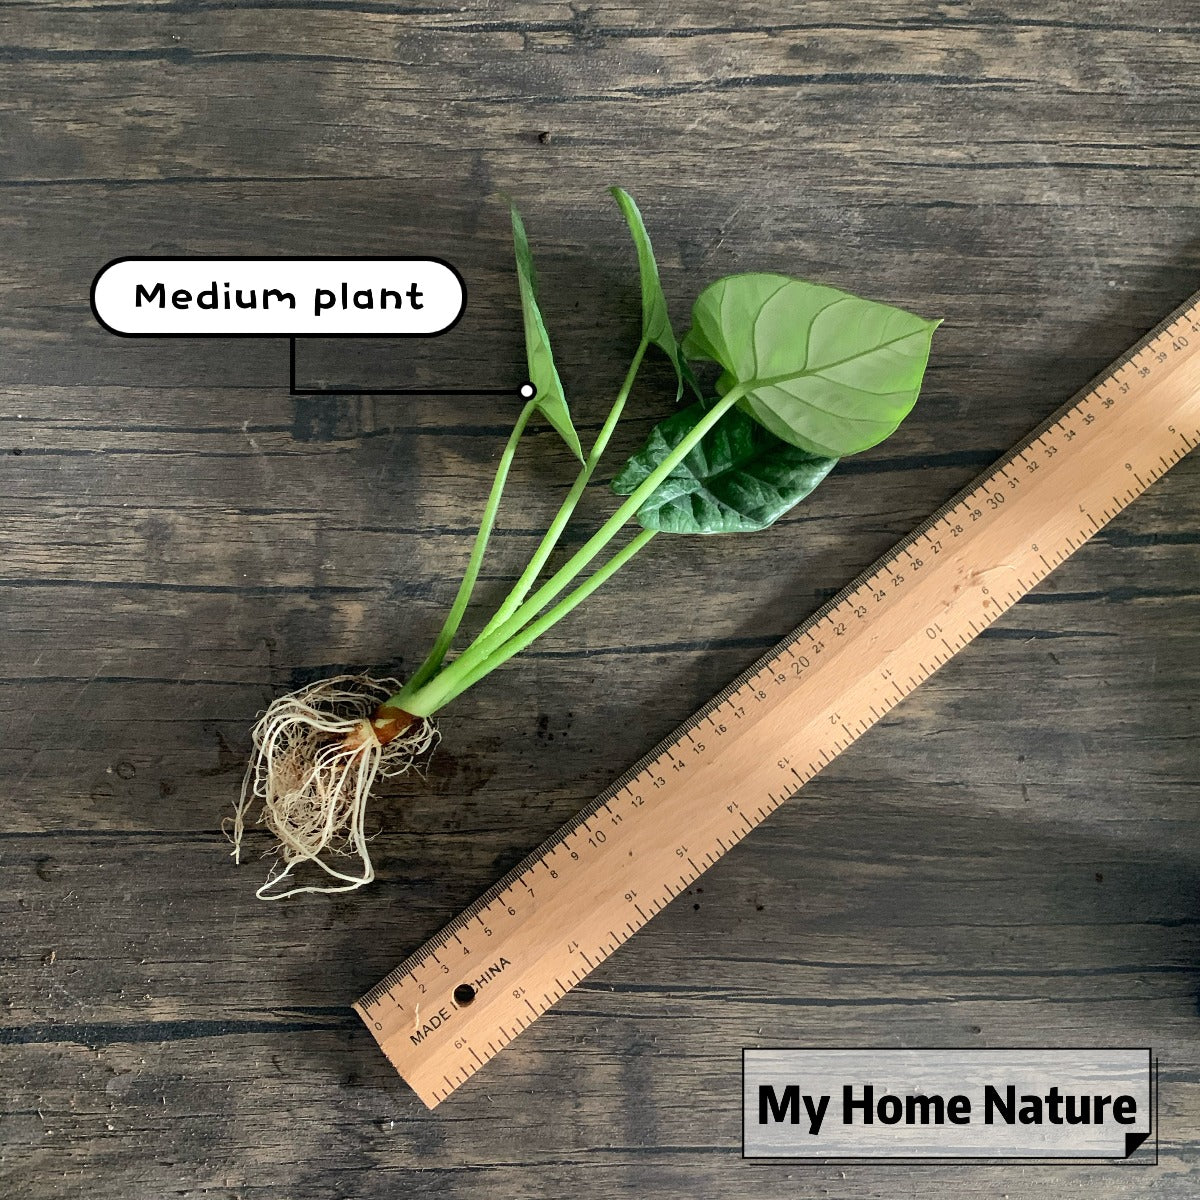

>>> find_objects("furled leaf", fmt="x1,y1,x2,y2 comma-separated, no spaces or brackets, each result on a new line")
612,397,838,534
510,206,584,462
682,273,940,458
610,187,690,401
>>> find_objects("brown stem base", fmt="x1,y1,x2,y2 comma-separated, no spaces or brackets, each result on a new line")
342,703,416,752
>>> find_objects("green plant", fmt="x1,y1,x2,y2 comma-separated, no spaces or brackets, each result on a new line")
231,189,940,898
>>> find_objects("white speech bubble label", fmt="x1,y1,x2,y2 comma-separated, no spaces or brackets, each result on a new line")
91,258,466,337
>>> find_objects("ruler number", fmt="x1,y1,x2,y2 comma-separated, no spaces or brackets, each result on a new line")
987,492,1005,509
1173,336,1189,351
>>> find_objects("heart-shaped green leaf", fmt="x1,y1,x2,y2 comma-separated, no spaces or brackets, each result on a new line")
682,273,940,458
511,206,584,462
612,397,838,534
610,187,691,401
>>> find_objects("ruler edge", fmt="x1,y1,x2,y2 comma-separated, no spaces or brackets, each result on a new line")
356,285,1200,1012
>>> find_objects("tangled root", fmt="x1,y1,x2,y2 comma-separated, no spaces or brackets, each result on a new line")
228,675,439,899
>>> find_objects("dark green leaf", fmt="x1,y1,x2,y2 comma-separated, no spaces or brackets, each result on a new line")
682,273,940,458
610,187,690,401
510,205,584,461
612,397,838,534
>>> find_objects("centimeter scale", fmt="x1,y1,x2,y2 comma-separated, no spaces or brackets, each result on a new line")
356,289,1200,1108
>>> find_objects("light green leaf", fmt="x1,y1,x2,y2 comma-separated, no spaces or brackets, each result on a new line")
682,273,940,458
612,397,838,534
610,187,690,401
510,205,584,462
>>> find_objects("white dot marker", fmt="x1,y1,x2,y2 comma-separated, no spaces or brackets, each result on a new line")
518,382,537,400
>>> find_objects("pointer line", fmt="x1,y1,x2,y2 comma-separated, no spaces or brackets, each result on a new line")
288,338,522,397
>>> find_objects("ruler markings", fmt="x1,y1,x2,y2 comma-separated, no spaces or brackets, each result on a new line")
355,292,1200,1107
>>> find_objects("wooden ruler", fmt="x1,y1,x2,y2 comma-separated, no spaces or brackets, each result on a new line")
355,291,1200,1108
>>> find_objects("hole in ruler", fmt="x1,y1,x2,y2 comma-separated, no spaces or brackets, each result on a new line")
453,983,477,1007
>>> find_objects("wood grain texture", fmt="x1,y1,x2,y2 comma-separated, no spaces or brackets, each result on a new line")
0,1,1197,1196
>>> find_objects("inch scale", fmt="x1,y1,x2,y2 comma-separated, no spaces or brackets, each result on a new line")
356,290,1200,1108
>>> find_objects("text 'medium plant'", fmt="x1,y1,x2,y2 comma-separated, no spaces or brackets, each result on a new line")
230,189,940,898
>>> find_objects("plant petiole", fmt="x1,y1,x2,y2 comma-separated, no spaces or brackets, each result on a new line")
397,384,747,717
420,528,657,712
400,395,541,696
476,336,652,643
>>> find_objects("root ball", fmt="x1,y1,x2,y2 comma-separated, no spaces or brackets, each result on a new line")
228,675,438,899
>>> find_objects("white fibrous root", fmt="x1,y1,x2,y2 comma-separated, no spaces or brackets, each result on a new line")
228,675,439,899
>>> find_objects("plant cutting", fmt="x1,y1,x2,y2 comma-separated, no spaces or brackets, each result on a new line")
230,188,940,898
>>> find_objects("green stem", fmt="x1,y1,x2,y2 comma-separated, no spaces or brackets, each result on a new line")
402,397,539,694
414,529,656,714
475,337,650,642
398,384,747,717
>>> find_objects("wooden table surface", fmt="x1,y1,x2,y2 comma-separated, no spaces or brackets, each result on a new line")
3,3,1198,1197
